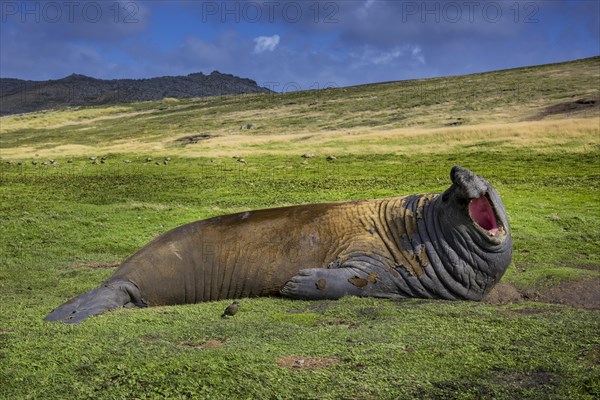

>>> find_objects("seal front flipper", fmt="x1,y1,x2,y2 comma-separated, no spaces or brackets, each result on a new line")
45,280,144,324
280,267,404,300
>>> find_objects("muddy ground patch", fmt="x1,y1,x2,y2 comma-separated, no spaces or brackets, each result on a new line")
175,134,219,146
276,356,339,370
484,283,524,305
539,278,600,310
175,339,226,350
485,279,600,309
530,97,599,120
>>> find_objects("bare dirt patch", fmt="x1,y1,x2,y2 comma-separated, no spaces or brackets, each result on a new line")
175,339,225,350
0,328,14,334
276,355,339,370
483,283,523,305
538,278,600,310
175,134,219,146
485,279,600,309
71,261,120,269
496,372,555,389
577,347,600,366
531,97,599,120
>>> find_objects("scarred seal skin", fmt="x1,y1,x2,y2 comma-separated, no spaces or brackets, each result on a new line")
46,166,512,323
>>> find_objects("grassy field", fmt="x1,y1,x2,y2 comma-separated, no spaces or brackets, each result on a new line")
1,57,599,399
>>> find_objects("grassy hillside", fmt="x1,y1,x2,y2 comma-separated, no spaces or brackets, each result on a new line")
1,57,599,399
1,57,598,157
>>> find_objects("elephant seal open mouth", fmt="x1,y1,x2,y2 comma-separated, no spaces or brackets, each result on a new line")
471,196,500,235
46,165,513,323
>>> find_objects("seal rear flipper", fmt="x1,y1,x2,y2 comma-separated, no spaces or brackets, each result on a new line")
45,280,144,324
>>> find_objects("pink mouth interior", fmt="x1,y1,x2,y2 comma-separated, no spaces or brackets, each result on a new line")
469,196,499,235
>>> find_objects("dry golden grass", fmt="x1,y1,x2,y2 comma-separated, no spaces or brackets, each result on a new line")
2,117,597,159
2,57,597,159
0,106,140,131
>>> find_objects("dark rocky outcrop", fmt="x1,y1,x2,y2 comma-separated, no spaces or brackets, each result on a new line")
0,71,271,116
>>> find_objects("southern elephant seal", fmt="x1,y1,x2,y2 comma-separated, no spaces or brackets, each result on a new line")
45,166,512,323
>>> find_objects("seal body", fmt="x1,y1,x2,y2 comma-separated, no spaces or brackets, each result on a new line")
45,166,513,323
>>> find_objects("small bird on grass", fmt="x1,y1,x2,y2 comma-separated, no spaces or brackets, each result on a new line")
221,301,239,318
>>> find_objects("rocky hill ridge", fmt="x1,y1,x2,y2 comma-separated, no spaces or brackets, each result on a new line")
0,71,271,115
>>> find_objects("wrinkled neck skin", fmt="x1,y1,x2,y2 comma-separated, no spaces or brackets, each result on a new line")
414,166,513,300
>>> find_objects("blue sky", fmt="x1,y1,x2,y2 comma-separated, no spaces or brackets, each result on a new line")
1,0,598,91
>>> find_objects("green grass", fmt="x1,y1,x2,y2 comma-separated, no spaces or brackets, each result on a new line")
1,298,598,399
1,57,599,399
1,151,599,399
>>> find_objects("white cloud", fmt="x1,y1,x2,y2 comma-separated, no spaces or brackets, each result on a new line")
356,0,376,19
411,45,426,64
349,44,425,68
253,35,280,54
372,47,403,65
